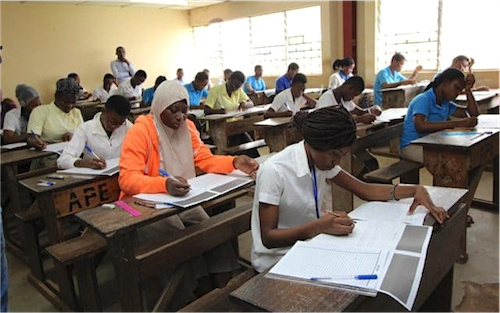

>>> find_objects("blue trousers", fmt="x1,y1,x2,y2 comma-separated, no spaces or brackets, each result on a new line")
0,215,8,312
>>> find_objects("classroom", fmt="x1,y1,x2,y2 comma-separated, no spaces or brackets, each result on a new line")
0,0,499,312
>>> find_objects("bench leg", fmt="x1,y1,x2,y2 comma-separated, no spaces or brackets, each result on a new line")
54,261,78,310
400,168,420,184
75,258,102,311
18,215,44,281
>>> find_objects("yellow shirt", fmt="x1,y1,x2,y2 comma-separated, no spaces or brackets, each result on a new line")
205,84,249,112
27,102,84,143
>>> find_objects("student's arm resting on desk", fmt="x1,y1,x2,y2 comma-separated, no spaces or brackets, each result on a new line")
453,73,480,118
2,130,27,144
203,89,226,114
238,90,254,110
57,124,86,169
263,108,293,119
303,94,317,108
332,170,448,224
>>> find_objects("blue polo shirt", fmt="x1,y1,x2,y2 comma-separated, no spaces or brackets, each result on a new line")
142,87,155,105
400,88,458,149
244,75,267,93
184,82,208,106
275,74,292,94
374,66,407,105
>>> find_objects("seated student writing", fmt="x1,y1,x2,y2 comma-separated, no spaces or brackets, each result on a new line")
93,73,118,103
184,71,209,109
142,75,167,107
244,65,267,94
251,107,448,272
328,57,355,90
27,78,84,150
400,68,479,163
373,53,423,106
119,81,259,302
115,69,147,105
57,95,132,169
3,85,41,144
68,73,92,101
317,76,381,124
264,73,316,119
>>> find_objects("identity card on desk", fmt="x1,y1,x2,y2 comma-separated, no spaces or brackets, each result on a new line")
134,173,253,209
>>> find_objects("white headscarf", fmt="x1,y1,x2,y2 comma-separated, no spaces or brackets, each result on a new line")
151,80,196,179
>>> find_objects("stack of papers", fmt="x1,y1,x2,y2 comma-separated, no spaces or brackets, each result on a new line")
1,142,28,150
43,142,69,155
58,158,120,176
375,108,408,123
266,201,434,310
134,173,253,209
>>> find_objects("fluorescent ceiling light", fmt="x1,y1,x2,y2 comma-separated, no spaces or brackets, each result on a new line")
130,0,188,5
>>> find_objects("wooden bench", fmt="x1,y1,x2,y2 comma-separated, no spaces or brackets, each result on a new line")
363,159,423,184
223,138,266,155
46,230,107,311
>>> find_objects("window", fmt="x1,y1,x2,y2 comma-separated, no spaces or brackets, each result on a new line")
193,6,322,78
376,0,500,72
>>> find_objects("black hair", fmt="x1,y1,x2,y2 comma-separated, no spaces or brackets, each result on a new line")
333,59,343,71
391,53,405,62
424,68,464,92
203,69,210,73
103,73,115,81
116,46,124,53
254,65,262,71
177,68,183,72
105,95,131,117
452,55,469,64
288,62,299,71
332,57,355,71
292,106,356,152
67,73,78,79
135,70,147,79
229,71,245,84
154,76,167,88
223,68,233,75
344,76,365,93
195,71,209,82
292,73,307,85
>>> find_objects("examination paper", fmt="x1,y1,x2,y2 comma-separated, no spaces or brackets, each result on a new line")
348,201,427,225
58,158,119,176
43,142,69,155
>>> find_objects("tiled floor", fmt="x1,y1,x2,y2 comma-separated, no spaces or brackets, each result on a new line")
4,153,498,311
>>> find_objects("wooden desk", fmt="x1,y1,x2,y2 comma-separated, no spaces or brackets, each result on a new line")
76,187,252,311
129,106,151,122
455,90,500,114
254,117,299,153
381,83,427,108
200,105,270,154
18,173,120,309
197,187,468,312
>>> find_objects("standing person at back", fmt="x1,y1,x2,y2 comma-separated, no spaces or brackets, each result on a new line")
264,73,316,118
175,68,186,85
328,57,355,89
373,53,422,106
275,63,299,94
244,65,267,94
111,46,136,85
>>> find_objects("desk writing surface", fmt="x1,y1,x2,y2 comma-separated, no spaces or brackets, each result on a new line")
199,104,270,121
412,128,499,148
476,114,500,129
19,172,107,194
0,148,55,166
130,107,151,115
381,82,428,92
254,117,292,127
455,91,498,103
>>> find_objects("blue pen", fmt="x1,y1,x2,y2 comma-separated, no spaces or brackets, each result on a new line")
30,130,44,145
159,168,180,183
84,144,103,162
310,274,378,281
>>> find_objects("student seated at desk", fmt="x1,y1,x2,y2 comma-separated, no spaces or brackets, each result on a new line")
2,85,41,144
318,76,382,124
204,71,259,158
184,71,209,108
119,80,259,298
400,68,479,163
435,55,490,92
27,78,84,149
142,75,167,107
328,57,355,89
115,69,147,103
244,65,267,94
57,95,132,169
264,73,316,118
1,97,17,130
68,73,92,101
251,107,449,272
374,52,423,106
93,73,118,103
217,68,232,86
275,62,299,94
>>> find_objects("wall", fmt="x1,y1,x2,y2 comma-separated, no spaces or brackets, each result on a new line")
0,2,194,102
189,1,344,89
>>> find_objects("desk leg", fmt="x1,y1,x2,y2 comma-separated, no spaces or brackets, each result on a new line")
111,231,144,312
38,194,65,244
494,155,499,206
2,164,23,248
208,120,228,155
331,153,353,212
419,267,454,312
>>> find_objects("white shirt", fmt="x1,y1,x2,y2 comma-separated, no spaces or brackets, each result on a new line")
176,78,186,85
317,90,356,112
3,108,27,135
328,71,352,89
270,88,307,115
111,60,136,85
251,141,342,272
57,112,132,169
93,85,117,102
115,79,142,100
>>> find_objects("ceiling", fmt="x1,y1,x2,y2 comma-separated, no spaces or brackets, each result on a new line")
17,0,228,10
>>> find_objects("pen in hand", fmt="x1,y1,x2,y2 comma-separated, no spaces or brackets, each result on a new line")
84,145,106,164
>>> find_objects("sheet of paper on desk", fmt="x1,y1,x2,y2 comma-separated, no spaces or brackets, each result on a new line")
477,114,500,128
57,157,119,176
134,173,252,208
267,241,389,296
376,108,408,122
43,142,69,154
1,142,28,150
348,201,427,225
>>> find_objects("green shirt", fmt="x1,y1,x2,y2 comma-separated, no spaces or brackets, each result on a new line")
205,84,249,112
